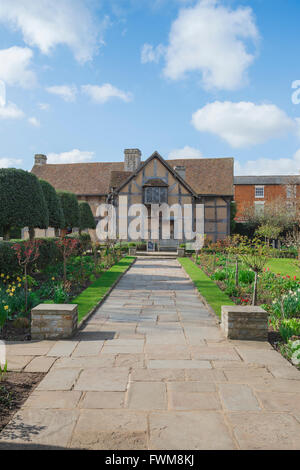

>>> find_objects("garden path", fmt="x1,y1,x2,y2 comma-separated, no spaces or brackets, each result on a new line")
1,258,300,449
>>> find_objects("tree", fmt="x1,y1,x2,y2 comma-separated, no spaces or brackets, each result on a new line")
239,237,272,306
255,223,282,246
242,196,295,232
78,202,96,234
57,191,79,230
0,169,48,240
40,180,65,230
55,238,78,286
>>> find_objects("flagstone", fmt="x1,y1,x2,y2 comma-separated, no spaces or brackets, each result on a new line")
47,341,78,357
24,356,56,373
0,409,79,448
74,367,130,391
23,391,82,409
127,382,167,410
7,356,34,371
70,409,148,450
80,392,125,409
218,383,261,411
227,412,300,450
37,368,80,391
149,412,235,450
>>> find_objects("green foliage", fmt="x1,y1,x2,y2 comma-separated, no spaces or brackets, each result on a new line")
57,191,79,228
40,180,65,229
255,223,282,241
79,202,96,231
0,168,49,238
278,319,300,343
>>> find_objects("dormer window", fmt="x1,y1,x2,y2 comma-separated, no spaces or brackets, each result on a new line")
143,178,168,204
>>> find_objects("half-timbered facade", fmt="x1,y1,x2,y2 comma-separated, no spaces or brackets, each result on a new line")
31,149,234,248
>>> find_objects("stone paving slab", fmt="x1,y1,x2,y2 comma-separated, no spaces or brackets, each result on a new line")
70,410,148,450
24,356,56,373
7,356,34,372
149,411,235,450
1,258,300,450
227,412,300,450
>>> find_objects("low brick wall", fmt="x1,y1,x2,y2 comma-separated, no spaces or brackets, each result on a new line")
221,305,268,341
31,304,78,340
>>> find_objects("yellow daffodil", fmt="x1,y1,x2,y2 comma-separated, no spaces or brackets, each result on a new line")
4,305,8,310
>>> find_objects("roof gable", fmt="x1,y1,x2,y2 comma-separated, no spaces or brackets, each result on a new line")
116,151,197,197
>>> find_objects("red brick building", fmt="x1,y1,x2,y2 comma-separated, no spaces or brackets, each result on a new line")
234,175,300,222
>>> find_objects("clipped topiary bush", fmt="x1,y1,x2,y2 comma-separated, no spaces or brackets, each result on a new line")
57,191,79,229
79,201,96,233
0,168,49,240
40,180,65,229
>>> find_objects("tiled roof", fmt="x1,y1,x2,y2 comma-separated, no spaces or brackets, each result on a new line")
32,156,234,196
234,175,300,185
110,171,132,189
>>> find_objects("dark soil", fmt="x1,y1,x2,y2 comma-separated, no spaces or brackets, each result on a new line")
0,321,31,342
0,372,44,433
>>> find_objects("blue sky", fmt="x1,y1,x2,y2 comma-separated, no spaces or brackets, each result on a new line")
0,0,300,175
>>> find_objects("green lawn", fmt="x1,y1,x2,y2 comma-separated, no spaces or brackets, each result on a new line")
265,258,300,278
73,256,135,322
178,257,235,318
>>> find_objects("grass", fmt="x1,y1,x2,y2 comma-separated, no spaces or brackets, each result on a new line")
178,257,235,318
72,256,135,322
265,258,300,278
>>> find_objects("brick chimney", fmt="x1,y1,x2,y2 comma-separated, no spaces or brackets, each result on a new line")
124,149,141,172
34,154,47,166
174,165,186,181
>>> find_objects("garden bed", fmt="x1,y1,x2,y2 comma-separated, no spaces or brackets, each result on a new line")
0,372,44,433
181,251,300,371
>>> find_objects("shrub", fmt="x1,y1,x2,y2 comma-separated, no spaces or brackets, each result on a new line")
57,191,79,229
279,319,300,342
40,180,65,229
0,168,49,239
79,202,96,233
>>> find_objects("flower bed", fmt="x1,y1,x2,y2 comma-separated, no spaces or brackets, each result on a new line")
190,251,300,370
0,237,129,341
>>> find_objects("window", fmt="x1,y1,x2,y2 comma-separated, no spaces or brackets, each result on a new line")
255,186,264,198
144,187,168,204
255,201,265,215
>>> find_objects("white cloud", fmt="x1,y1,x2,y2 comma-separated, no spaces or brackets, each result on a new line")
0,102,25,120
47,149,95,164
0,46,36,88
144,0,259,90
168,145,203,159
0,0,103,63
235,150,300,176
0,80,6,107
38,102,50,111
192,101,296,148
0,157,22,168
141,43,165,64
46,85,78,102
28,117,40,127
82,84,133,103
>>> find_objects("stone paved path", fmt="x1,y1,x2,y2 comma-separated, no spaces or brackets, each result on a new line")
1,258,300,449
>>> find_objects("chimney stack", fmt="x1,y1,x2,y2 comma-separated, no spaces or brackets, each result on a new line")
174,165,186,181
124,149,141,172
35,154,47,166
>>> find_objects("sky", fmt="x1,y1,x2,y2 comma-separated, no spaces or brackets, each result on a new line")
0,0,300,175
